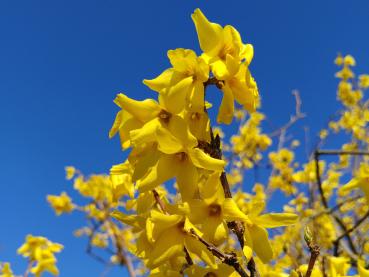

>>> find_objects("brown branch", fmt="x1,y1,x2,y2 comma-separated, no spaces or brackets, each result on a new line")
247,257,259,277
269,90,306,138
304,227,320,277
316,150,369,156
203,78,257,276
189,229,249,277
305,243,320,277
152,189,167,214
333,210,369,255
86,220,109,264
314,150,358,255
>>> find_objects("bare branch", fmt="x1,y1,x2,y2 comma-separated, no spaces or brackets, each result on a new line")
189,229,249,277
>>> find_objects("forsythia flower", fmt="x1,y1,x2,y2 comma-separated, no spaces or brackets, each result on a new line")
47,192,74,215
144,48,209,114
192,8,259,123
0,263,13,277
17,235,63,277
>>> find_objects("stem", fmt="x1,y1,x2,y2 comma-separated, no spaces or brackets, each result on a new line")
314,150,358,255
189,229,249,277
305,243,320,277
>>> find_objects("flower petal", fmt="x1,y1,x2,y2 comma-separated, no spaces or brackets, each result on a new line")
191,9,223,54
136,154,178,193
248,224,273,263
217,84,235,124
253,213,298,228
188,148,225,171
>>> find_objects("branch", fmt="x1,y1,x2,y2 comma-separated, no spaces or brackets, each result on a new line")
269,90,306,138
189,229,249,277
316,150,369,156
313,150,358,255
333,210,369,255
152,189,167,214
304,227,320,277
203,78,258,276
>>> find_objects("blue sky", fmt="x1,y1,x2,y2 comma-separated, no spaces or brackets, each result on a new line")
0,1,369,276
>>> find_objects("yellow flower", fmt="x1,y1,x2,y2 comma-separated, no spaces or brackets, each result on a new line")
340,163,369,205
184,172,250,245
131,116,224,198
191,8,259,123
17,235,63,277
358,259,369,277
290,264,323,277
243,200,298,263
327,256,351,277
0,263,14,277
64,166,76,180
186,264,239,277
359,74,369,89
47,192,74,215
191,9,253,80
110,160,135,200
144,48,209,114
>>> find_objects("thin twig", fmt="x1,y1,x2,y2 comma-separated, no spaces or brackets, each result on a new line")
314,150,358,255
305,244,320,277
152,189,166,214
333,210,369,255
269,90,306,138
189,229,249,277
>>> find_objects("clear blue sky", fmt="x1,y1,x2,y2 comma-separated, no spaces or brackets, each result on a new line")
1,1,369,276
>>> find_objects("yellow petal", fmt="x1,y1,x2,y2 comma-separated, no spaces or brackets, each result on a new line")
199,172,224,205
143,68,175,93
146,210,183,243
217,84,235,124
188,148,225,171
242,44,254,65
188,80,205,113
137,154,178,193
131,146,160,182
114,93,161,123
130,118,161,147
202,216,228,245
146,227,184,269
253,213,298,228
167,48,197,74
358,259,369,277
211,59,229,80
248,224,273,263
222,198,250,222
111,211,145,229
226,54,240,77
161,76,193,114
191,8,223,54
176,160,199,201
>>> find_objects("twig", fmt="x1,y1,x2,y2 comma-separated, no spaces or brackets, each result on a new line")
269,90,306,138
189,229,249,277
314,150,364,255
247,257,259,277
316,150,369,156
304,227,320,277
152,189,166,214
333,210,369,255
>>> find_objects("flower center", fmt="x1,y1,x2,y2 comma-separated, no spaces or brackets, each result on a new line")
204,272,217,277
158,109,172,124
208,204,222,217
175,152,187,162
